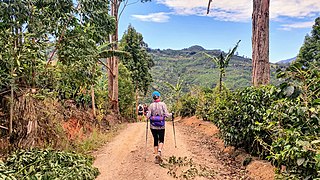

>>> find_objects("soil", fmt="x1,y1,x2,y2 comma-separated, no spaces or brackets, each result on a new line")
93,116,275,180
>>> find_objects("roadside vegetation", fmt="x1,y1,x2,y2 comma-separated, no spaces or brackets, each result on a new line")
0,0,319,179
0,1,151,179
172,17,320,179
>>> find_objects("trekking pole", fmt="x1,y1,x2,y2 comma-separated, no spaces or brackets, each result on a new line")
144,118,148,161
172,112,177,148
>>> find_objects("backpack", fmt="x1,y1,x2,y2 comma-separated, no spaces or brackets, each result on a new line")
149,102,165,127
138,105,143,112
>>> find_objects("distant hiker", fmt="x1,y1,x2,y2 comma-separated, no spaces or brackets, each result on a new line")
138,104,144,121
147,91,172,164
143,104,148,117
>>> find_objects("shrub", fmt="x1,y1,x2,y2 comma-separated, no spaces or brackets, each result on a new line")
0,149,99,179
209,85,278,155
179,92,198,117
260,98,320,179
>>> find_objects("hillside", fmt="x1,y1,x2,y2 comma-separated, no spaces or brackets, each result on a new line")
148,45,287,101
276,57,296,64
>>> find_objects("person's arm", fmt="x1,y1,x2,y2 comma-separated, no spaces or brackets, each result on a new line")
162,103,172,118
146,104,152,119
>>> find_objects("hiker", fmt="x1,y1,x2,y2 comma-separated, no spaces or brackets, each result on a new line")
138,104,144,122
143,104,148,117
147,91,172,163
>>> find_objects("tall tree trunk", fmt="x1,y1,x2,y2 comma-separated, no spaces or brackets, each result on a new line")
252,0,270,86
219,70,222,92
108,0,120,113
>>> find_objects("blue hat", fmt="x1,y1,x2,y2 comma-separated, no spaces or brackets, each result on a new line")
152,91,160,98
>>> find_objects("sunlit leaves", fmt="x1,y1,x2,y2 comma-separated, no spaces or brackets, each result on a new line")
120,25,154,95
0,149,99,179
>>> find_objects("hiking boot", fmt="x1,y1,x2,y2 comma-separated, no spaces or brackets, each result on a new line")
154,155,163,164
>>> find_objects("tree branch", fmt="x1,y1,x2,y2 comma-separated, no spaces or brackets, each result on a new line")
207,0,213,14
119,0,130,20
97,59,115,77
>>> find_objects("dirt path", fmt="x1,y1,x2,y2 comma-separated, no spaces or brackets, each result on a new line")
93,117,274,180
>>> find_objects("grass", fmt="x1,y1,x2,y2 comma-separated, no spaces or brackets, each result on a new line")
62,123,127,154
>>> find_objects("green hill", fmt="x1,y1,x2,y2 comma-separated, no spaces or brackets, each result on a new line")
147,45,287,102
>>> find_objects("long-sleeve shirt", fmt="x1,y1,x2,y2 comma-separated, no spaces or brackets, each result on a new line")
147,101,171,129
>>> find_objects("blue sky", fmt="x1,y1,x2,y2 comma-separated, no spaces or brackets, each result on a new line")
118,0,320,63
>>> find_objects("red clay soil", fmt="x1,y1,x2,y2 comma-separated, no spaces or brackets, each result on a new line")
62,117,93,141
178,116,275,180
93,116,275,180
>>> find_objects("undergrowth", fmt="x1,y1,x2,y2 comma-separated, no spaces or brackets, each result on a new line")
160,156,216,179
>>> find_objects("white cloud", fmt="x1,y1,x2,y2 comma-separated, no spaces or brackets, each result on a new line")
132,12,170,23
279,21,315,31
154,0,319,27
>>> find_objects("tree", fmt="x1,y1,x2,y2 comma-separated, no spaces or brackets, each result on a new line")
277,17,320,106
204,40,240,92
252,0,270,86
0,0,115,136
164,77,184,113
207,0,270,87
119,25,153,117
297,17,320,68
108,0,151,114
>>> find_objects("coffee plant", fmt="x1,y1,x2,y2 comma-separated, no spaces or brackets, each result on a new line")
0,149,99,179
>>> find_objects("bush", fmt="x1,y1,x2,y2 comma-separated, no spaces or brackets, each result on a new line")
260,98,320,179
195,86,230,121
196,84,320,179
209,85,278,156
179,92,198,117
0,149,99,179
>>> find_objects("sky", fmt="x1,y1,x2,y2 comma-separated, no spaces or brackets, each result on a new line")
117,0,320,63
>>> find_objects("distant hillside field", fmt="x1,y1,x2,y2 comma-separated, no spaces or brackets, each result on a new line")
147,46,287,102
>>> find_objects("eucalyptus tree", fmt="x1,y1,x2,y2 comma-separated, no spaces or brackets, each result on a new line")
207,0,270,87
108,0,151,113
204,40,240,92
252,0,270,86
119,25,153,116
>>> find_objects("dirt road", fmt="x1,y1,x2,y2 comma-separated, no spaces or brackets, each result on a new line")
93,117,274,180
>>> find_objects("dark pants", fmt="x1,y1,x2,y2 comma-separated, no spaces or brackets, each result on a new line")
151,129,165,147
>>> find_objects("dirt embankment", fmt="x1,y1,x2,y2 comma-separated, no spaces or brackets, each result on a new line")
93,116,274,180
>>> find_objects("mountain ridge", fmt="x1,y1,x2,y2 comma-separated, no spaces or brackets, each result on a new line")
276,57,296,64
147,46,287,102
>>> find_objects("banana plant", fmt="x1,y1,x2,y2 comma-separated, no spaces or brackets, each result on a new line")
164,77,184,112
203,40,240,92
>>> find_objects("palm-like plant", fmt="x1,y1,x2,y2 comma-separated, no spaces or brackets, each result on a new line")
164,77,184,113
164,77,184,100
204,40,240,92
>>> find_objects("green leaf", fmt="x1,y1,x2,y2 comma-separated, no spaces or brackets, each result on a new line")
311,140,320,144
284,85,294,97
